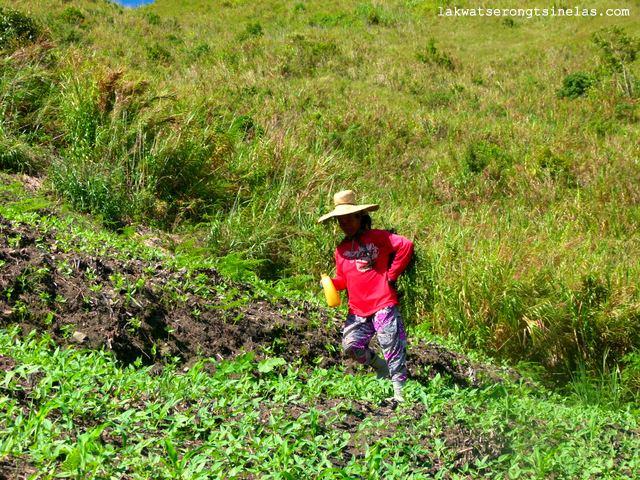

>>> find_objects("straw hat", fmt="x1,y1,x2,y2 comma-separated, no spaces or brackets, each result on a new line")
317,190,379,224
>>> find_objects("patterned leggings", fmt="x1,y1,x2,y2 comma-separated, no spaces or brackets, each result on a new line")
342,305,408,382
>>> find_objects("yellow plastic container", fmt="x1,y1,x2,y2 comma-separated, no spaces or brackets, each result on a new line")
321,274,341,308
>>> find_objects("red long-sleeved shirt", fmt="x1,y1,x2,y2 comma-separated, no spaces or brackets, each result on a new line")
331,229,414,317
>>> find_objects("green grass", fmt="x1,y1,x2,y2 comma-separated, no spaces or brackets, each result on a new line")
1,0,640,390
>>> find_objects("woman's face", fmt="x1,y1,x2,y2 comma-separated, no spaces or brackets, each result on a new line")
337,212,361,238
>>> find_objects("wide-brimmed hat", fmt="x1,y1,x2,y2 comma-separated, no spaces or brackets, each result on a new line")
317,190,379,224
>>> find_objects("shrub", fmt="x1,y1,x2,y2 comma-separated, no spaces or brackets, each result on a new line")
463,140,509,175
557,72,594,99
535,147,575,186
237,22,263,41
143,12,162,26
0,7,41,51
60,7,85,25
416,38,456,71
146,43,172,62
592,26,639,97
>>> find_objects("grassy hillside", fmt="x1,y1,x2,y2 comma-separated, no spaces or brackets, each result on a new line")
1,174,640,479
1,0,640,387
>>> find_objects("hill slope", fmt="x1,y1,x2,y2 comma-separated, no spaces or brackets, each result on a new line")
0,174,521,478
0,173,506,385
2,175,640,479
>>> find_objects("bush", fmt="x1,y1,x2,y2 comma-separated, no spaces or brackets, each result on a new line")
536,147,575,186
463,140,509,175
416,38,456,71
60,7,85,25
557,72,594,99
146,43,172,62
0,7,41,51
143,12,162,26
237,22,263,41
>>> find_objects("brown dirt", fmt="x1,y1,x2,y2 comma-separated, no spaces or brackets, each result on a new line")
0,198,520,477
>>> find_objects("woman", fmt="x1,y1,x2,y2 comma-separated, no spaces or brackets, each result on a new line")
318,190,414,403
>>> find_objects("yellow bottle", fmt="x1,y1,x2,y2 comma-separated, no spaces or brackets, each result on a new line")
321,274,341,308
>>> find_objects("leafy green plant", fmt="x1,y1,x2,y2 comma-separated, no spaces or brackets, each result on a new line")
462,140,510,176
557,72,594,99
238,21,264,41
146,42,172,62
416,38,456,71
0,7,41,51
592,26,639,97
60,7,85,25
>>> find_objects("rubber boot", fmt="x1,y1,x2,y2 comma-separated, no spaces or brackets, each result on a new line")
369,354,389,380
385,380,406,405
392,379,406,402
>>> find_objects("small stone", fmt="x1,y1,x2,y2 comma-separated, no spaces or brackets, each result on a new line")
72,331,87,343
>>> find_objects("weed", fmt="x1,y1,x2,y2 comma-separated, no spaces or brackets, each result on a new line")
60,7,85,25
238,22,264,41
416,38,456,71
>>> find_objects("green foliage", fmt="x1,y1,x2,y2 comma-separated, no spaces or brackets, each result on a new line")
50,159,128,228
309,12,351,28
60,7,85,25
535,147,575,186
143,12,162,26
278,33,343,77
47,66,237,228
416,38,456,71
557,72,594,99
238,21,264,41
614,102,638,123
0,7,41,51
462,140,510,176
146,42,172,62
4,0,640,396
592,26,639,97
215,252,265,283
0,326,639,478
355,3,395,26
0,131,46,174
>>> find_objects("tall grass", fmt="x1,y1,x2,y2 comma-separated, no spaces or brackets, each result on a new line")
3,0,640,389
